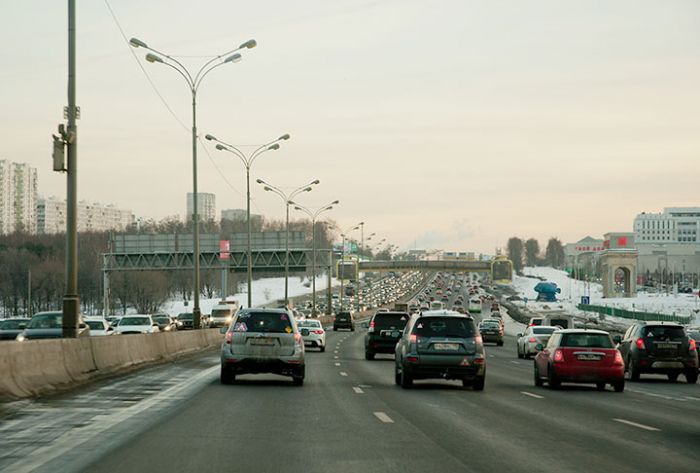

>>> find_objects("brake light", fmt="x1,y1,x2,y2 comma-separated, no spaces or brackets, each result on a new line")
406,355,419,363
409,334,417,343
553,349,564,362
614,350,623,365
312,330,324,335
528,337,537,343
635,338,646,350
225,331,232,344
369,321,375,333
473,357,485,364
690,338,696,352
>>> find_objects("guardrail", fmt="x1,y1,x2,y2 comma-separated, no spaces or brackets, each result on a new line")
577,304,692,324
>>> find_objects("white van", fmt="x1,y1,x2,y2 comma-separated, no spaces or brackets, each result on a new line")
468,298,482,313
210,301,240,328
429,301,445,311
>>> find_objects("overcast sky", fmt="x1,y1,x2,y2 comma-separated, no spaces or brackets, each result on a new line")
2,0,699,253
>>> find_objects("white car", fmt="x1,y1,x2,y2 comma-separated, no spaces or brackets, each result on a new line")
516,325,558,359
114,315,160,335
297,319,326,352
85,317,115,336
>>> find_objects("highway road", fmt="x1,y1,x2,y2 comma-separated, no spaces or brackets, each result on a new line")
1,286,698,472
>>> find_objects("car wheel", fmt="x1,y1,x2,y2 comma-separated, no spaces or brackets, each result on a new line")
333,327,337,331
547,366,560,389
613,380,625,392
220,367,235,385
667,372,679,382
394,365,401,385
365,351,375,361
628,358,641,381
497,341,503,347
292,376,304,386
400,366,413,389
472,375,485,391
534,363,543,387
596,382,606,391
686,370,698,384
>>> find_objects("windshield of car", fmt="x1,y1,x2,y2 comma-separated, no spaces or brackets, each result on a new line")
373,313,409,329
480,321,500,328
234,312,294,334
560,333,613,348
643,326,686,341
28,313,62,329
153,317,170,324
211,309,232,318
413,317,475,338
86,321,105,330
120,317,150,326
298,320,321,328
533,327,557,335
0,319,28,330
178,313,193,320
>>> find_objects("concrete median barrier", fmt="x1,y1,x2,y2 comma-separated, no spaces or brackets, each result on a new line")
0,329,224,401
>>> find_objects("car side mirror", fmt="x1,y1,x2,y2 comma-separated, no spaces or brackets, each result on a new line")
301,328,310,336
79,323,87,329
107,327,114,332
516,333,523,338
361,322,369,329
219,327,228,334
18,323,26,330
153,323,159,327
612,335,622,345
535,343,544,351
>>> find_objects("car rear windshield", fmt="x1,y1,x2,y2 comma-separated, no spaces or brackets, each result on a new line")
120,317,150,326
337,314,351,321
533,327,557,335
211,309,232,318
28,314,62,329
0,319,28,329
234,312,293,333
298,320,321,328
86,321,105,330
413,317,475,338
373,313,409,329
643,326,686,341
178,313,193,320
153,317,170,324
560,333,613,348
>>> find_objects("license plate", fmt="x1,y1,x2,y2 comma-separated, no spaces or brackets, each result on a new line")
433,343,459,351
655,343,676,349
577,354,601,361
250,338,274,346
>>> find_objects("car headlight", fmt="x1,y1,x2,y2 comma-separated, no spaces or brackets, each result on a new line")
16,334,26,342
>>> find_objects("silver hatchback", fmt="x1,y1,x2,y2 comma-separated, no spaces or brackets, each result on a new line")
220,308,305,386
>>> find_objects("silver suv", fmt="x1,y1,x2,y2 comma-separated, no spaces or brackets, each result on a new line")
220,308,306,386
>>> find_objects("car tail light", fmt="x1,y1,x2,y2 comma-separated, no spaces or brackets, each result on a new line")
225,331,232,344
635,338,646,350
294,333,302,344
406,355,419,363
312,330,324,335
409,334,417,343
528,337,537,343
614,350,623,365
368,321,375,333
553,349,564,362
690,338,696,352
473,356,485,364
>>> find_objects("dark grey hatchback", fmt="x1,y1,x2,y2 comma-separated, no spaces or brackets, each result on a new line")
395,310,486,390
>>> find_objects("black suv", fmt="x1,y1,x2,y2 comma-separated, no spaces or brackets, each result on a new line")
333,312,355,331
616,322,698,383
364,311,410,360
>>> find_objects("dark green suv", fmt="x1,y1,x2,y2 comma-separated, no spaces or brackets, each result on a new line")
364,311,410,360
616,322,698,383
394,310,485,390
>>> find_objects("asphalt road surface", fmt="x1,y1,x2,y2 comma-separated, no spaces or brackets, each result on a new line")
1,290,698,472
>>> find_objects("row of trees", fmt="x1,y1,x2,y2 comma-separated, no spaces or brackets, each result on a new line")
507,237,565,273
0,215,340,317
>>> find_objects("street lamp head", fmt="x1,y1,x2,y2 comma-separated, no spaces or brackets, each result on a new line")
145,53,164,64
204,134,217,141
215,144,226,151
129,37,148,48
224,53,242,64
325,206,334,211
256,178,264,184
268,144,280,150
332,200,340,205
303,187,313,192
294,206,303,211
279,134,291,141
264,186,272,192
359,221,365,225
312,179,320,185
240,39,257,49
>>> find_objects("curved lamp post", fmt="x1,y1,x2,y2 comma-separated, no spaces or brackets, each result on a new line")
339,223,362,312
291,200,339,315
257,179,320,306
129,36,256,329
206,133,290,307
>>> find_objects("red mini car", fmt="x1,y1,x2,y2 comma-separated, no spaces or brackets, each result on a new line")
533,329,625,392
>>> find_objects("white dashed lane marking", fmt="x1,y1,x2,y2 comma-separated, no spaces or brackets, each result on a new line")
520,391,544,399
353,387,364,394
340,372,348,377
373,412,394,423
612,418,660,432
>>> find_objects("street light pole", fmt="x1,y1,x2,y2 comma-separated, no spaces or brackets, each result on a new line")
130,36,256,328
338,223,362,312
257,179,320,306
206,133,290,307
292,201,338,316
357,222,365,313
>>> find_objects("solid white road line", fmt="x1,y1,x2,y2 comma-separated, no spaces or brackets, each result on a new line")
334,356,339,359
612,418,661,432
340,372,348,377
353,387,364,394
373,412,394,423
510,361,520,364
520,391,544,399
334,362,341,366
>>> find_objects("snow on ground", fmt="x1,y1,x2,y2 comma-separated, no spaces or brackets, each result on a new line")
163,275,340,315
513,266,700,324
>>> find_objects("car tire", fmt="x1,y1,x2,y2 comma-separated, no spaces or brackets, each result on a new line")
472,375,485,391
497,341,503,347
596,382,606,391
613,380,625,392
686,371,698,384
534,363,543,387
394,365,401,385
547,366,560,389
220,367,235,385
400,367,413,389
320,345,326,353
667,372,679,382
292,376,304,386
628,358,641,381
365,351,375,361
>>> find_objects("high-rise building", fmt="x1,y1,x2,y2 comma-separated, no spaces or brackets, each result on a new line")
634,207,700,244
0,160,38,234
37,197,133,234
186,193,216,222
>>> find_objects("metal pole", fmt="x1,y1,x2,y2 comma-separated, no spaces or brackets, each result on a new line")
27,269,31,317
358,224,364,313
340,235,345,311
103,263,110,316
247,166,253,308
311,218,317,315
284,201,290,306
191,91,202,329
327,252,332,316
63,0,79,338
